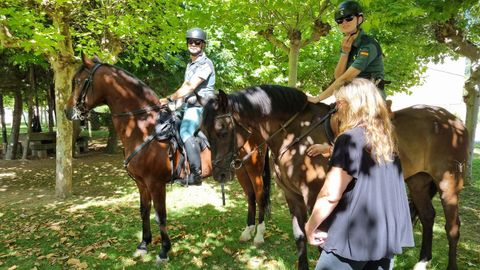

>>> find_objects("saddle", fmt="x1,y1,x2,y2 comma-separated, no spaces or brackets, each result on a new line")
154,108,209,181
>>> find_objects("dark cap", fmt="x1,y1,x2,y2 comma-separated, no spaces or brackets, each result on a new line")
334,1,363,20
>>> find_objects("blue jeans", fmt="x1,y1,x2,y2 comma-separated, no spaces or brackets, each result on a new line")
180,106,203,142
315,250,394,270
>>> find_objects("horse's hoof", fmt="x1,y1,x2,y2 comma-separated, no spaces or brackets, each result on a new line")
413,261,429,270
253,237,264,246
133,248,148,258
239,225,255,242
156,255,169,265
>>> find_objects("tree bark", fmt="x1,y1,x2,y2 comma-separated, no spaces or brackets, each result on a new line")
104,113,118,154
51,59,76,199
288,30,301,87
464,64,479,183
5,90,22,160
47,83,55,132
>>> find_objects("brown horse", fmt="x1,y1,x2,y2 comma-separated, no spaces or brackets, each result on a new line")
65,54,271,263
201,85,468,270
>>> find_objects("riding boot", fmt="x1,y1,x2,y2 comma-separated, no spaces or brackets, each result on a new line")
177,137,202,186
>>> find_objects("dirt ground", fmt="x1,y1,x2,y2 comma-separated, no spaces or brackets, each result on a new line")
0,139,127,207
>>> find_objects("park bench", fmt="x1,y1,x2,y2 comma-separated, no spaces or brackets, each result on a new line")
18,132,89,159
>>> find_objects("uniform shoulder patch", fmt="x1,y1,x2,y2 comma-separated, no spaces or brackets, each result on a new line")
359,51,369,56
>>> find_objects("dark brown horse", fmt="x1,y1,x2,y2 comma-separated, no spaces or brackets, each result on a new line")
201,85,468,270
65,54,271,263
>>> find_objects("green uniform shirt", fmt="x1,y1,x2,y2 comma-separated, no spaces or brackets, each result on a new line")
347,30,384,81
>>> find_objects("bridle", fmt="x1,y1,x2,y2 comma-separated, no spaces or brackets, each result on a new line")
72,63,102,121
211,102,338,174
210,112,254,172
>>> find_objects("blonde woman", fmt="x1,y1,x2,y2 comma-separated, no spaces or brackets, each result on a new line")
305,78,413,270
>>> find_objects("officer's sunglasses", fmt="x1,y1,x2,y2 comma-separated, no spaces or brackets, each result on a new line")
187,39,203,46
336,15,355,24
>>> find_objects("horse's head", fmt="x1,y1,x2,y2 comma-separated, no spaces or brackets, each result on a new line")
65,53,104,121
202,90,252,183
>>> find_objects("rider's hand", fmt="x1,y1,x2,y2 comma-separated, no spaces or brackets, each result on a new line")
159,98,169,105
308,95,320,103
341,33,356,54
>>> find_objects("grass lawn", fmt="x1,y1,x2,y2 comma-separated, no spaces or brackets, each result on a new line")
0,142,479,269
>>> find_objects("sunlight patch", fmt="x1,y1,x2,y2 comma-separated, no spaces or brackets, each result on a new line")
0,172,16,178
66,193,138,212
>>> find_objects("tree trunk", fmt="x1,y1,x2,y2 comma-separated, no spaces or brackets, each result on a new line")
5,90,22,160
47,83,55,132
0,94,7,156
104,113,118,154
464,65,479,183
287,35,301,88
50,59,76,199
23,66,35,159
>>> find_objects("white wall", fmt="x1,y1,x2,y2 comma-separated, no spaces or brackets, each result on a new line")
389,57,480,141
390,57,467,119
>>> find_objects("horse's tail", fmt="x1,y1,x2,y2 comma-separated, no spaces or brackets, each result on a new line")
261,147,272,220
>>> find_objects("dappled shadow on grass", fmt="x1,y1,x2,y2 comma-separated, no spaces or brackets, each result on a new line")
0,151,134,208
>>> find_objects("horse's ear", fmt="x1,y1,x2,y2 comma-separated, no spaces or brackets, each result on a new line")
81,53,95,69
218,89,229,112
92,54,101,63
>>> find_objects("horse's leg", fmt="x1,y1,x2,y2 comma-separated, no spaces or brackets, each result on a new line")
133,180,152,257
437,171,462,270
406,173,436,270
251,149,270,246
149,181,171,263
285,194,309,270
236,166,256,242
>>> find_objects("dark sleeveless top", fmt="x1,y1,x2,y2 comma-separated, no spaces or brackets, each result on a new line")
321,127,414,260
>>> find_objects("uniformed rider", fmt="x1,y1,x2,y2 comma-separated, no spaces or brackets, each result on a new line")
161,27,215,186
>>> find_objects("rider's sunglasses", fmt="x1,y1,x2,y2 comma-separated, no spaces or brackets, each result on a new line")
187,39,203,46
335,15,355,24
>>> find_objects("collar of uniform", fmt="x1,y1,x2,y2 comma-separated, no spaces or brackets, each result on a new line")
352,29,365,48
190,52,206,64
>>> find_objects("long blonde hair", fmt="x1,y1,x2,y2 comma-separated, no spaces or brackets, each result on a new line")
334,78,397,163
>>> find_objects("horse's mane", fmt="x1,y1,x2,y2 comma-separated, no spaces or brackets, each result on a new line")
204,85,307,127
107,64,158,99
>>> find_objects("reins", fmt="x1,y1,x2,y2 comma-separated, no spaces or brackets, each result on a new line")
277,106,337,160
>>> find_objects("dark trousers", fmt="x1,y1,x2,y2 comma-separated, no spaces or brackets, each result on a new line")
315,250,394,270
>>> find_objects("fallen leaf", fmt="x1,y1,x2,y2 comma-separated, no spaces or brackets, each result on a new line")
97,252,108,259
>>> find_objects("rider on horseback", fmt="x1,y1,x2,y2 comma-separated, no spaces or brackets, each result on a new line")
161,27,215,186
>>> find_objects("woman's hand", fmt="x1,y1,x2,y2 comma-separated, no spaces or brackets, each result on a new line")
306,228,328,246
307,144,332,158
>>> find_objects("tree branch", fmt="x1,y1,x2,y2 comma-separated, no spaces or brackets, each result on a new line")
0,23,20,48
434,18,480,61
258,26,289,53
301,19,331,48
